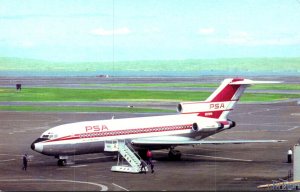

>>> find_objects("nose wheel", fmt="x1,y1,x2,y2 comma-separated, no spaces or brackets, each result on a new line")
57,159,67,166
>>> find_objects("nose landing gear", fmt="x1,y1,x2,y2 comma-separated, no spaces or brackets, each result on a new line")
56,156,68,166
57,159,67,166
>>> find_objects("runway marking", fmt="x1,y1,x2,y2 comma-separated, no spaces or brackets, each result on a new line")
0,179,108,191
291,113,300,116
0,159,15,162
13,130,25,133
287,126,300,131
183,153,253,162
70,165,88,168
0,154,23,157
112,183,129,191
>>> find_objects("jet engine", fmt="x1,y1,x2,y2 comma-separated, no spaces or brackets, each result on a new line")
177,103,203,113
177,102,209,114
191,121,223,132
219,120,236,129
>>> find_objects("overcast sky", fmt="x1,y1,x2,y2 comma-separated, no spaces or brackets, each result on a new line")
1,0,300,61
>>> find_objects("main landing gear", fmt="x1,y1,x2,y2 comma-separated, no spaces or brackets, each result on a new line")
138,150,147,160
168,147,182,160
138,148,182,161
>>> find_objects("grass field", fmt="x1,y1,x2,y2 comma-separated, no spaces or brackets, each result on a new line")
81,83,300,90
0,88,299,103
0,88,211,102
0,105,173,113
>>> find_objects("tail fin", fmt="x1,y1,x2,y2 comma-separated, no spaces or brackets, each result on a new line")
177,78,281,120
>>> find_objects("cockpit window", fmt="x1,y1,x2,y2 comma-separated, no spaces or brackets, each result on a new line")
42,134,57,139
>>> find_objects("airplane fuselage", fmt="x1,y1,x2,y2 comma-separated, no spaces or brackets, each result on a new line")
31,113,228,156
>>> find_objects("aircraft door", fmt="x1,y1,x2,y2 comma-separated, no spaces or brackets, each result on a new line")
104,140,119,152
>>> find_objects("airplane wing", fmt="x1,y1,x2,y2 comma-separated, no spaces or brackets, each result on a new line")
131,136,285,147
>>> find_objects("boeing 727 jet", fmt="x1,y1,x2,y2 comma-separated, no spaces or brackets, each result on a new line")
31,78,284,173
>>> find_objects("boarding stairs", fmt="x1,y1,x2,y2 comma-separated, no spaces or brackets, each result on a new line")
104,140,148,173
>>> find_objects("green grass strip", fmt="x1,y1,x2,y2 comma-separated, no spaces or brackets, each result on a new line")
0,105,174,113
80,83,300,90
0,88,210,102
0,88,299,102
250,84,300,90
81,83,219,88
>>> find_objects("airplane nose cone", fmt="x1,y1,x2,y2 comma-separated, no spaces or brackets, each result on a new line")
31,138,46,153
34,143,43,153
31,142,35,150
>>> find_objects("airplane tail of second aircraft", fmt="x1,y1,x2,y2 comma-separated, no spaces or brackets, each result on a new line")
177,78,281,120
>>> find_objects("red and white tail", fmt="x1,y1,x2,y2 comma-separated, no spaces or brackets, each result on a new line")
177,78,281,120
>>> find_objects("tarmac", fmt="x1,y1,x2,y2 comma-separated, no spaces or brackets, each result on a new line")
0,76,299,191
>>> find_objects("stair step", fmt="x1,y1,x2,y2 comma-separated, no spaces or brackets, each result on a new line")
110,140,147,173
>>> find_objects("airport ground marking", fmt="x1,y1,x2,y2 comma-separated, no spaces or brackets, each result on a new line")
0,159,15,163
112,183,129,191
0,154,23,157
70,165,88,168
291,113,300,116
287,126,300,131
0,179,108,191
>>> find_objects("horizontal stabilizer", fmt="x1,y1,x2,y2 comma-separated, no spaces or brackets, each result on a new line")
229,79,282,85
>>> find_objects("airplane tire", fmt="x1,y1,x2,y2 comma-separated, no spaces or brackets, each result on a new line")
138,150,147,160
168,150,181,161
57,159,67,166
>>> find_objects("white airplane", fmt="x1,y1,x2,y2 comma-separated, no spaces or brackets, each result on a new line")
31,78,284,170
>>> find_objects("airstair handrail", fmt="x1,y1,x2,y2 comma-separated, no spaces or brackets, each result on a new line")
123,139,147,164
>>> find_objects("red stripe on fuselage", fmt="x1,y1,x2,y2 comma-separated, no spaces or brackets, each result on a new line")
43,123,194,143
